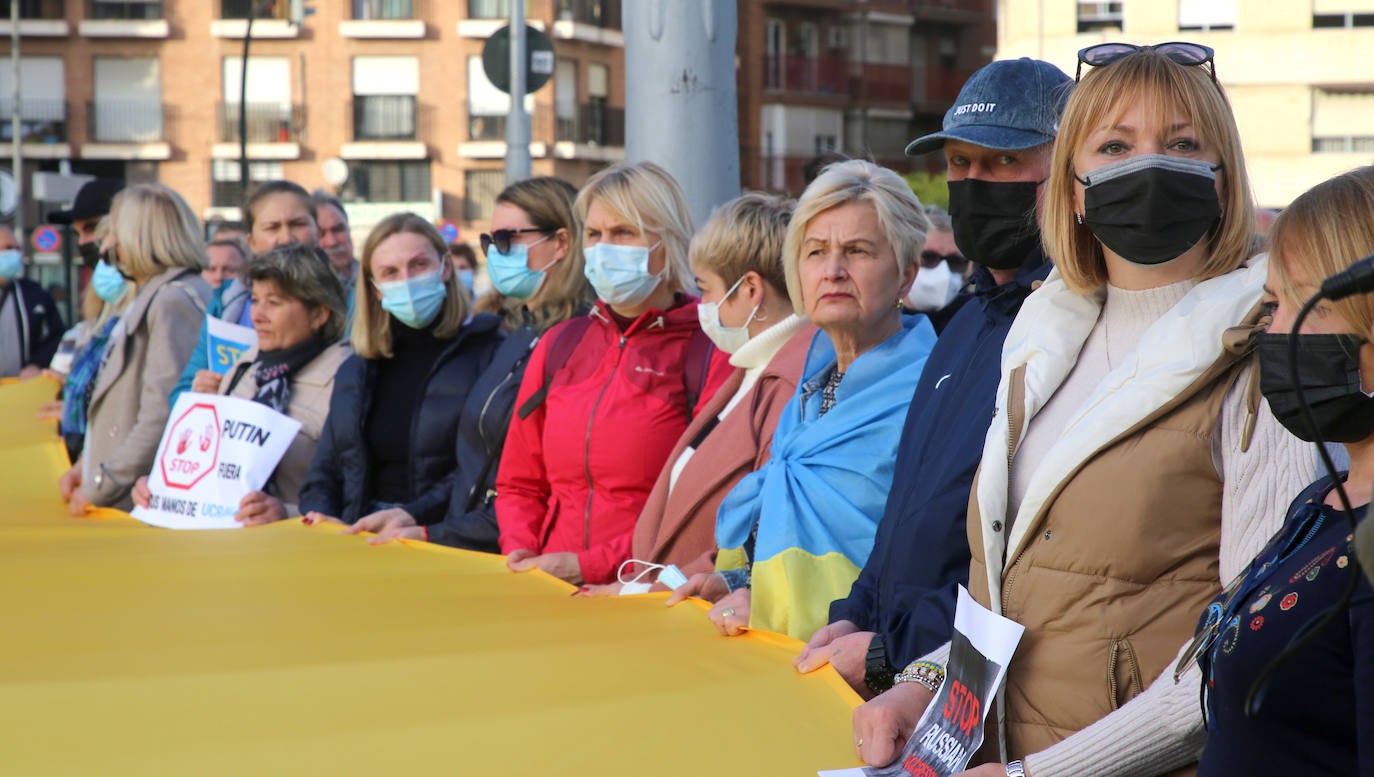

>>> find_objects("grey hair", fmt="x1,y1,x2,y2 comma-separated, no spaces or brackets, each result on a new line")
247,243,348,343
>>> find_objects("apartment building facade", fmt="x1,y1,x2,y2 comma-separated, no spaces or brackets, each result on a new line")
737,0,995,195
0,0,627,244
999,0,1374,208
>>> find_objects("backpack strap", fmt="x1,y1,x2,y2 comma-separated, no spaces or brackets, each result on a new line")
515,315,594,420
681,326,717,421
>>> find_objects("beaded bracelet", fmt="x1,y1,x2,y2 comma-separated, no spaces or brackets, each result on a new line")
894,659,945,692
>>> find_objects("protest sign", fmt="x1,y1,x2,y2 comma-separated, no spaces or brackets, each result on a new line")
131,393,300,530
206,316,257,375
821,586,1025,777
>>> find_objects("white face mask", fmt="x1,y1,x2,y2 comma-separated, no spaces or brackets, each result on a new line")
905,260,959,312
697,275,758,354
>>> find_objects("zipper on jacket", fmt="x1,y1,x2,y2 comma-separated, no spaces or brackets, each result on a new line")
469,368,520,505
1005,365,1027,475
583,334,627,550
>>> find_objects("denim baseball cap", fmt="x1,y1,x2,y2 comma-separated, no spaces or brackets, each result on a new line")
905,58,1073,156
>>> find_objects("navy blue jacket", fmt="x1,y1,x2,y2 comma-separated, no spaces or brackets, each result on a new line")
425,326,540,553
829,252,1050,668
298,314,504,525
1,278,65,371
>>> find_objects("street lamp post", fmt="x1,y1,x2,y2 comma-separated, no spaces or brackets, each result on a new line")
10,0,23,246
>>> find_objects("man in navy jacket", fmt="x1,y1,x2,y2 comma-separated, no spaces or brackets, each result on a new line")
795,58,1072,697
0,226,64,378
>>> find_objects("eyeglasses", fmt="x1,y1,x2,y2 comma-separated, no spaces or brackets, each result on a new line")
480,227,550,256
1076,42,1217,84
920,250,966,270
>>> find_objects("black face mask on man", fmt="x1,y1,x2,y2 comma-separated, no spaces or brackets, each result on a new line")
1257,331,1374,443
946,178,1041,272
77,240,101,269
1076,154,1222,266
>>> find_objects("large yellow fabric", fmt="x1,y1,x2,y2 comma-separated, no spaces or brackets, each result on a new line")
0,379,861,775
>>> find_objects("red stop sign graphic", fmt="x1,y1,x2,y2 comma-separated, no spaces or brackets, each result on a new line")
159,403,221,490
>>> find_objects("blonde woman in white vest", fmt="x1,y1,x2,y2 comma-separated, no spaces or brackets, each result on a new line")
853,44,1321,777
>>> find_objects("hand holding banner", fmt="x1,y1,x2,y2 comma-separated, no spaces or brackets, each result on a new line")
206,317,257,375
131,393,301,530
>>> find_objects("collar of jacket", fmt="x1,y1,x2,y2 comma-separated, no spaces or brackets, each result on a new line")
978,254,1267,572
121,267,203,333
589,295,700,337
970,247,1051,312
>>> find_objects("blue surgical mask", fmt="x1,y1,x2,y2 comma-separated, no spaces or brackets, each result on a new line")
487,238,555,300
697,275,758,355
583,241,664,307
92,259,131,303
375,270,447,329
0,249,23,280
457,269,475,295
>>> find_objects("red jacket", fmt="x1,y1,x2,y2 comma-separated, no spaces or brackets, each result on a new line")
495,298,727,584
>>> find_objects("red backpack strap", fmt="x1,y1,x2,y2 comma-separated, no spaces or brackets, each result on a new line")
515,315,594,420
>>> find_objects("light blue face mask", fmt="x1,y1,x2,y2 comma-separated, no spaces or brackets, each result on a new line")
92,259,131,303
487,236,555,300
583,241,664,308
0,248,23,281
375,269,447,330
457,269,475,295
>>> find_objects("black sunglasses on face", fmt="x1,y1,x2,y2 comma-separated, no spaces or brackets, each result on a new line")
480,227,550,256
1076,41,1217,84
920,250,965,269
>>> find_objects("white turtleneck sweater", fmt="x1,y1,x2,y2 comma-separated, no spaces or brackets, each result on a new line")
666,313,806,496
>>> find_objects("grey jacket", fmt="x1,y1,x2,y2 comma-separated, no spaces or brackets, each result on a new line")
82,268,210,508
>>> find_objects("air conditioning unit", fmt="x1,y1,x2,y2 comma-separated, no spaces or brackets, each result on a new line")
827,26,849,50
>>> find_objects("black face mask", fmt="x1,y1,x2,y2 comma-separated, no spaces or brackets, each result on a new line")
1257,332,1374,443
77,240,101,269
1077,154,1221,266
946,178,1041,271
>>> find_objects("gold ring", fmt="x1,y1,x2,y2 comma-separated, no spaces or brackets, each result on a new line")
721,607,736,619
856,738,864,748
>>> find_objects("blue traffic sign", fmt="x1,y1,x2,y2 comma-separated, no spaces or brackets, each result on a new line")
32,225,60,253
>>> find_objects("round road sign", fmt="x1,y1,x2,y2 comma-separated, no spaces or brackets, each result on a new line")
32,225,61,253
438,220,460,244
482,24,556,95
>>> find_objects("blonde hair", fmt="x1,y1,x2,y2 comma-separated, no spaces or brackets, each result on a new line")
574,161,695,294
1268,166,1374,341
494,176,594,333
1042,49,1254,294
351,212,468,359
781,159,930,316
690,192,794,296
108,184,204,281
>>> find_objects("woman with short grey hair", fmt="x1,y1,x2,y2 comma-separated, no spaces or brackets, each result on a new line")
133,244,352,522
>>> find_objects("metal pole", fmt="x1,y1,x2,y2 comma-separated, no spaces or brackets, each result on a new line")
624,0,740,227
504,0,531,185
11,0,23,249
239,4,256,200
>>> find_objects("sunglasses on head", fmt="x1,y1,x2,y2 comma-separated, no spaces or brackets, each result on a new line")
1076,41,1217,84
479,227,550,256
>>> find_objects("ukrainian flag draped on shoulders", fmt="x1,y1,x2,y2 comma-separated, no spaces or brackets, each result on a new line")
715,314,937,639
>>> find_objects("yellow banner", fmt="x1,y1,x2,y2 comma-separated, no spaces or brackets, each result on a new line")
0,379,861,775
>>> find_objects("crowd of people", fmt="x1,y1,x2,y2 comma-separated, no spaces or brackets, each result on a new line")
0,40,1367,776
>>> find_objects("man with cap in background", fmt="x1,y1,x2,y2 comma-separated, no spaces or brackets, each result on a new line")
795,58,1072,699
0,225,64,378
48,177,125,269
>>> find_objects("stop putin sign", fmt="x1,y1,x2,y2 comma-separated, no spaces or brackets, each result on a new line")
159,403,220,490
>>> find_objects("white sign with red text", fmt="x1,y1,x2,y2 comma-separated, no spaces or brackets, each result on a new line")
131,393,300,530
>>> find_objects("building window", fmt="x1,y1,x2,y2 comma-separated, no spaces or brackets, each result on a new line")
469,0,530,19
1078,0,1124,33
815,134,837,154
467,55,533,141
353,0,412,19
464,169,505,222
91,57,164,143
90,0,164,19
352,56,419,141
554,59,578,142
0,57,67,144
341,160,431,203
863,118,912,158
212,159,283,209
1178,0,1235,30
221,56,295,143
1312,88,1374,152
938,36,957,69
1313,12,1374,27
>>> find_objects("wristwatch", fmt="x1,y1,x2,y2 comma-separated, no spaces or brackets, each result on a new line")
1006,760,1027,777
863,634,896,694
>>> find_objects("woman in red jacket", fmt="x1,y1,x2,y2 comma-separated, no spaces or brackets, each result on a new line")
496,161,724,585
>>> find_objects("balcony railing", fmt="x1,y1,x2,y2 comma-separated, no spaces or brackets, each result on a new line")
87,100,165,143
555,103,624,146
88,0,164,19
353,0,413,19
918,67,977,105
220,0,274,18
863,63,912,102
468,113,506,142
216,102,303,143
12,0,64,19
0,99,68,143
351,95,418,141
468,0,531,19
556,0,620,29
763,54,850,96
